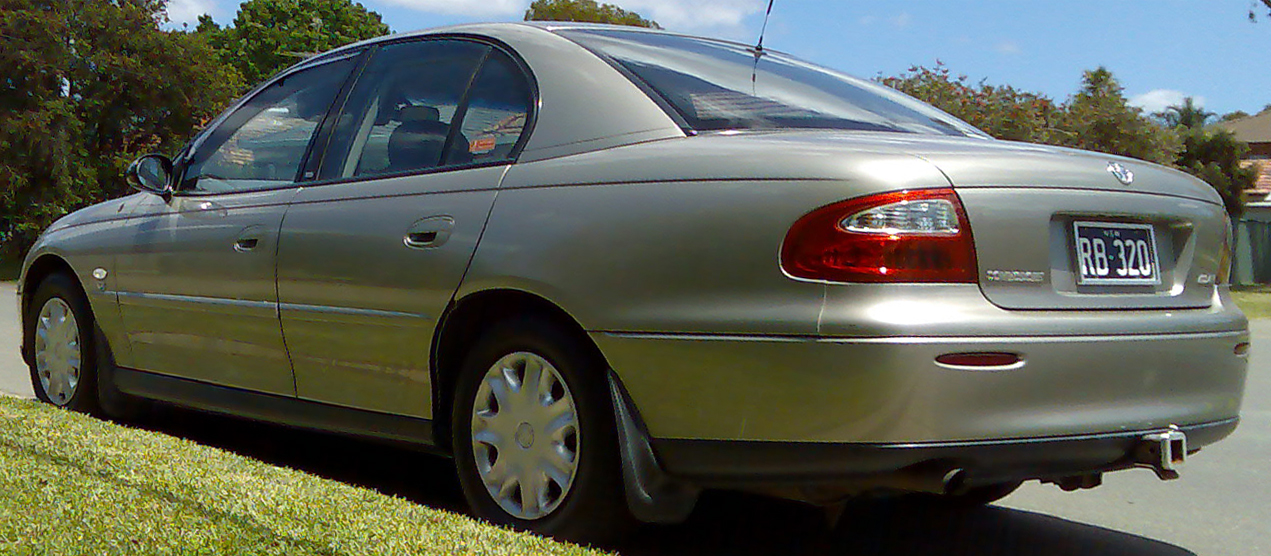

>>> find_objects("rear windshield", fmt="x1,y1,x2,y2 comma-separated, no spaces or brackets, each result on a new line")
559,29,984,137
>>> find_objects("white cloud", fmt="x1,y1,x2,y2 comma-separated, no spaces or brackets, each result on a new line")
858,12,912,29
995,41,1021,55
372,0,765,33
166,0,220,25
373,0,526,17
622,0,766,33
1129,89,1206,114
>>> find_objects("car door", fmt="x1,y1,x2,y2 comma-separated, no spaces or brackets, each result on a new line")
277,39,535,417
115,54,359,395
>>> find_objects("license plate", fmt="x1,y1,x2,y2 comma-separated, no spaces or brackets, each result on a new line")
1073,222,1160,285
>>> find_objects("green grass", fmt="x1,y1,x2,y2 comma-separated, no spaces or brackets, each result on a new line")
1232,286,1271,320
0,396,606,556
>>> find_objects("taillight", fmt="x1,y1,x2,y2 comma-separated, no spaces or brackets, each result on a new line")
780,188,978,283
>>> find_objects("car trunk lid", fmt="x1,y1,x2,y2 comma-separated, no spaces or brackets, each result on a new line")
914,141,1228,311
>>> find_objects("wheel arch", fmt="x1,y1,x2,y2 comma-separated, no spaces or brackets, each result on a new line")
431,288,609,448
19,254,81,365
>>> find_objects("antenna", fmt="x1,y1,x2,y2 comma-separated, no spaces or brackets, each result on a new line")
751,0,775,94
755,0,775,54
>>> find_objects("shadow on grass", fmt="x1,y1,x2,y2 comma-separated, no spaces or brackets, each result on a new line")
130,407,1195,556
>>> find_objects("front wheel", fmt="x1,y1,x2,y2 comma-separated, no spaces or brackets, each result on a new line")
26,273,99,413
451,317,635,543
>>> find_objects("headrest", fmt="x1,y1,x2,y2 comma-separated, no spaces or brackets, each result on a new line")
399,105,440,123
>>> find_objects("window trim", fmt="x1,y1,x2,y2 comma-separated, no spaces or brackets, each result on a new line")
303,33,541,190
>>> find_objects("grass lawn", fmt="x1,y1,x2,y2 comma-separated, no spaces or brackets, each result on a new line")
1232,286,1271,320
0,396,604,556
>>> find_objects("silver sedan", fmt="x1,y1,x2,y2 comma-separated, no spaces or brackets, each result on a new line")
17,23,1247,542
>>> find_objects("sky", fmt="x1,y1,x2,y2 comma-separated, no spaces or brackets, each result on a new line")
166,0,1271,117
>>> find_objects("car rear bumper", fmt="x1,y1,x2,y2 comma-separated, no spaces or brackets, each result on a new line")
594,314,1248,445
652,418,1238,489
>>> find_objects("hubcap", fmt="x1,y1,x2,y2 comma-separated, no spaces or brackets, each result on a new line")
471,351,579,520
33,298,81,406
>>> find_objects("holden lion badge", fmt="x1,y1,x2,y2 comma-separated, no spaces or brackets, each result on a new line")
1107,161,1134,186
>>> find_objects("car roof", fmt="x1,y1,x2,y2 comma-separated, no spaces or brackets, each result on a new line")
330,21,782,59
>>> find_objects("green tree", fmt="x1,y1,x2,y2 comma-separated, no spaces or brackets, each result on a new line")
0,0,242,256
1055,67,1180,166
1221,110,1251,122
1252,0,1271,21
1175,127,1255,217
524,0,660,28
198,0,390,87
881,63,1062,144
1155,96,1214,129
1160,97,1255,217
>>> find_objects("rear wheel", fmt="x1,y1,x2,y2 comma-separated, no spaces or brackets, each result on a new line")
27,273,99,413
451,316,635,543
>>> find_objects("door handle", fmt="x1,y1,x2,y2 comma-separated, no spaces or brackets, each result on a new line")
404,216,455,249
235,225,264,253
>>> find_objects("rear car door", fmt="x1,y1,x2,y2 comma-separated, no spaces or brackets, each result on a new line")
116,55,358,395
276,39,534,417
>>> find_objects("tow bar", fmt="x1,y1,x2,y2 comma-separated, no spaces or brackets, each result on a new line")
1135,425,1187,480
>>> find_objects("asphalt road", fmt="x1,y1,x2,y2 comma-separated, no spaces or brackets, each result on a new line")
2,278,1268,555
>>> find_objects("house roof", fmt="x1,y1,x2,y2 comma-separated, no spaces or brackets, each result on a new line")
1216,111,1271,144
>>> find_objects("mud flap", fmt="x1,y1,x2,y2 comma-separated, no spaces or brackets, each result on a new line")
608,371,700,523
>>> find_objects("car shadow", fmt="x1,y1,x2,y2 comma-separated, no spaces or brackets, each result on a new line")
622,492,1196,556
129,406,1195,556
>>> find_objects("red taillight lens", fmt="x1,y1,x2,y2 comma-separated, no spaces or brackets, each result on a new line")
780,188,978,283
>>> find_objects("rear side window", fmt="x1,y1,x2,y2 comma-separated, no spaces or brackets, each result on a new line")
559,29,983,137
456,50,533,164
320,40,490,180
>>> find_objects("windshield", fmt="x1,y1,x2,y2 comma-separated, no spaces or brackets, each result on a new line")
559,28,986,137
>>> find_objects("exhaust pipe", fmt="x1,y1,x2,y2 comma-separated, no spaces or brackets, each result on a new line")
876,463,968,495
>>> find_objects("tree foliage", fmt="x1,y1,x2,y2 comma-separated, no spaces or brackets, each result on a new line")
1057,67,1180,166
524,0,660,28
880,64,1061,144
1252,0,1271,21
1175,127,1255,217
884,64,1179,165
884,64,1262,216
197,0,390,87
1221,110,1251,122
0,0,242,255
1155,96,1214,129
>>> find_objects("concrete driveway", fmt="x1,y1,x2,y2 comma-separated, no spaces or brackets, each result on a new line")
2,279,1267,555
0,281,32,398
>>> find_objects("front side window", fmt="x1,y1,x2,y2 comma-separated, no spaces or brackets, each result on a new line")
181,57,356,193
559,29,985,137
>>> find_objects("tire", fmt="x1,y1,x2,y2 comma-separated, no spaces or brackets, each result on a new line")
26,273,100,414
451,316,636,544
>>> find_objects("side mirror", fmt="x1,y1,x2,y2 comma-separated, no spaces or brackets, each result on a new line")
126,154,174,196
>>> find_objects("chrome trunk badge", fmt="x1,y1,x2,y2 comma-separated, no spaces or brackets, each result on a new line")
1107,162,1134,185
